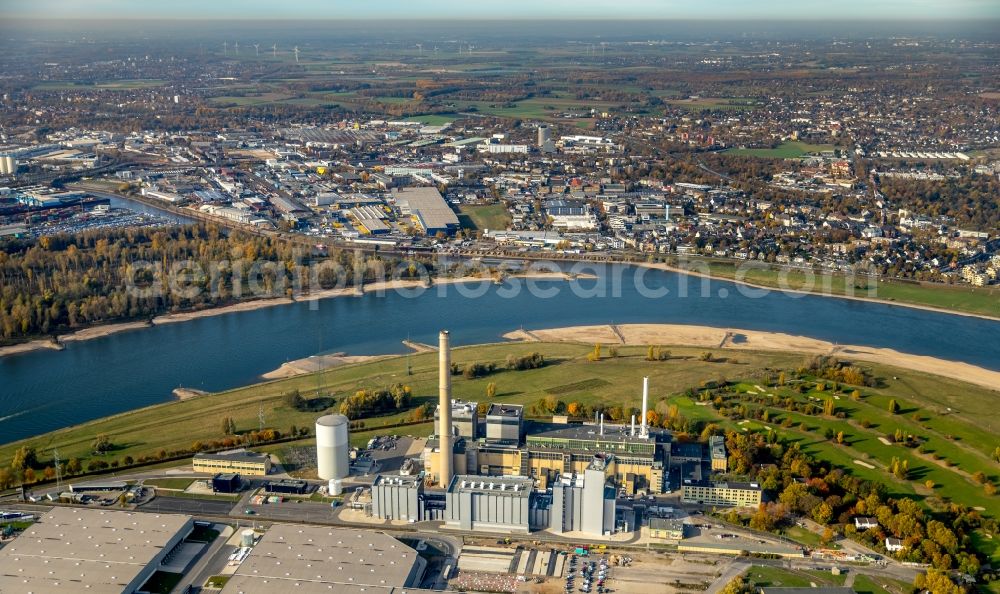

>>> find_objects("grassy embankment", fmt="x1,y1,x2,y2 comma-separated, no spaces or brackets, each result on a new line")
678,260,1000,319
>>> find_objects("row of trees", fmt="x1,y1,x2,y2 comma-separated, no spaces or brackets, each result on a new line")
338,384,412,419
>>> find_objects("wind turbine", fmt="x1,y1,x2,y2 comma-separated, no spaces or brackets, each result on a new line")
234,41,239,55
293,46,300,63
272,43,278,58
254,43,260,57
223,41,228,56
416,43,423,56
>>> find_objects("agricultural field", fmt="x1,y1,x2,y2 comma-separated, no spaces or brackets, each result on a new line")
725,140,837,158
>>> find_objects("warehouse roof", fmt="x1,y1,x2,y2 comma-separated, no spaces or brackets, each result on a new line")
448,474,534,497
0,507,192,593
194,449,269,464
393,187,459,232
220,524,423,594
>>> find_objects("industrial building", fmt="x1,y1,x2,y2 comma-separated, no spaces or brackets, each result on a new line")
710,435,728,472
426,359,670,496
193,449,272,476
445,474,538,534
549,455,618,536
393,187,460,235
219,524,426,594
649,517,686,540
681,480,762,507
265,479,310,495
435,399,480,439
316,414,351,480
0,507,193,593
371,474,427,523
212,472,242,493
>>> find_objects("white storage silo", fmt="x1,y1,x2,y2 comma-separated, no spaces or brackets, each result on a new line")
241,528,255,547
316,414,350,480
329,478,343,496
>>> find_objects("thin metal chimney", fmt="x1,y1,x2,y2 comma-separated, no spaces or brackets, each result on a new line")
599,413,604,436
641,376,649,438
630,414,636,437
438,330,452,486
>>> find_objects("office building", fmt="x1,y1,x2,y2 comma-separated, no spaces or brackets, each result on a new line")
681,480,762,507
193,449,272,476
649,517,686,540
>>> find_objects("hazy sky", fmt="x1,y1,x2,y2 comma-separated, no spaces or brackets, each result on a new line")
2,0,998,20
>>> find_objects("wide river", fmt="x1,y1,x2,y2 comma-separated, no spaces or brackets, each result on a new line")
1,265,998,442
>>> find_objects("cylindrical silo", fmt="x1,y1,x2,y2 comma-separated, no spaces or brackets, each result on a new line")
316,414,350,480
329,478,343,496
241,528,255,547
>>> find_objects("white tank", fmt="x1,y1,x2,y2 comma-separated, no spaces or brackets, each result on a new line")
316,414,350,480
241,528,255,547
329,478,343,496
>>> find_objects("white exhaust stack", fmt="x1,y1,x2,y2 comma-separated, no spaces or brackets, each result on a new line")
630,414,636,437
599,413,604,436
438,330,452,487
641,376,649,438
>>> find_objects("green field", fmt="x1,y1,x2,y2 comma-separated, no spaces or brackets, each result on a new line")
457,203,512,231
33,79,167,90
403,114,456,125
683,261,1000,319
725,141,837,158
143,477,195,490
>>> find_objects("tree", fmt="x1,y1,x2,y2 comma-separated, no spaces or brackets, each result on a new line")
10,446,37,471
92,433,111,454
285,389,305,411
221,417,237,435
823,399,835,416
66,458,82,474
925,480,934,490
812,501,834,525
914,569,964,594
486,382,497,399
888,399,900,414
567,402,583,417
836,431,845,445
587,343,602,362
851,389,861,401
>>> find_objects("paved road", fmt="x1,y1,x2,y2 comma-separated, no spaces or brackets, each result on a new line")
174,524,234,593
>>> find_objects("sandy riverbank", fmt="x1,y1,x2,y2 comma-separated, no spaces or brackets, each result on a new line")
262,353,391,380
152,298,295,325
503,323,1000,392
636,261,1000,323
58,321,153,342
172,388,209,400
0,339,63,358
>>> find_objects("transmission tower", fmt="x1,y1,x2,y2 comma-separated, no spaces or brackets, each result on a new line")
258,403,265,432
53,448,62,491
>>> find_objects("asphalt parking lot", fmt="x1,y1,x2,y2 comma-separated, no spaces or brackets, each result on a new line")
139,496,237,516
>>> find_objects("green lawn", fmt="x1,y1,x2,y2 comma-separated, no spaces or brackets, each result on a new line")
458,203,512,231
687,261,1000,319
143,478,195,490
403,114,456,125
725,141,837,158
852,573,913,594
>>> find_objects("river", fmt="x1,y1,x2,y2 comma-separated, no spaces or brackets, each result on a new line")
1,265,998,442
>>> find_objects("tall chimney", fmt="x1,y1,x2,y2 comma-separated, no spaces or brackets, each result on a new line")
630,414,636,437
438,330,453,487
641,376,649,438
599,413,604,436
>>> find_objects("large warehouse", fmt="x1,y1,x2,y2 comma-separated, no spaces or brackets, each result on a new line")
392,187,459,235
220,524,426,594
0,507,193,593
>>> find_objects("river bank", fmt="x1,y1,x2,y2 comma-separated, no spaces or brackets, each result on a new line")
634,261,1000,323
502,323,1000,393
0,270,589,360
